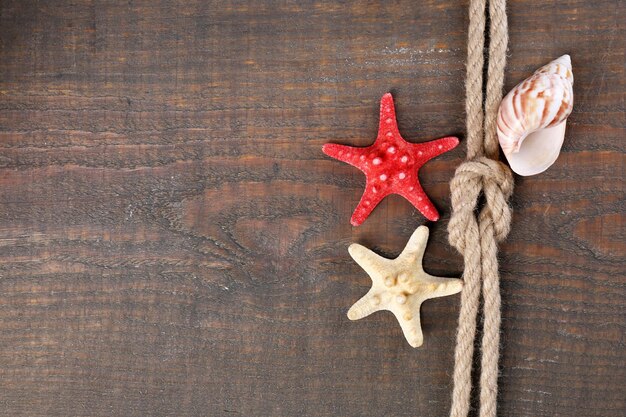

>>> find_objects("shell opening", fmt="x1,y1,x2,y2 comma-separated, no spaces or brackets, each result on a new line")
506,121,566,176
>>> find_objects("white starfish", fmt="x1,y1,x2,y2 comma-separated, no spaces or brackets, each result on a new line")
347,226,463,347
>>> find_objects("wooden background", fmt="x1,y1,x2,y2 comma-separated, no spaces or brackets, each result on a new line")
0,1,624,416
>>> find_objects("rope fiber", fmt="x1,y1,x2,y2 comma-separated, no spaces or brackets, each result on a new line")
448,0,513,416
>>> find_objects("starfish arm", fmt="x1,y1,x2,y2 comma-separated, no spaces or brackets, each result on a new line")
322,143,368,169
348,242,389,278
389,301,425,347
411,136,460,164
398,225,429,263
347,288,383,320
398,181,440,221
421,275,464,300
350,183,389,226
377,93,400,139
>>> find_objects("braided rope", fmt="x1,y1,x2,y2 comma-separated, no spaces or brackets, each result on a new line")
465,0,486,160
448,1,512,417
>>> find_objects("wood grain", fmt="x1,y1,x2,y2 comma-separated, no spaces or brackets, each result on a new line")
0,1,624,416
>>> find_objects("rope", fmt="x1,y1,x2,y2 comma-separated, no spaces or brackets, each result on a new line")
448,1,513,417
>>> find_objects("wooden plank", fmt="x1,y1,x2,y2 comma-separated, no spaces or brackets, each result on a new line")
0,1,623,416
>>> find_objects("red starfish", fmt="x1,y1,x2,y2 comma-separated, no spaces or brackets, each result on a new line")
323,93,459,226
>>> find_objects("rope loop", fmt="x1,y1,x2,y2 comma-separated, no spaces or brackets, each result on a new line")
448,157,513,254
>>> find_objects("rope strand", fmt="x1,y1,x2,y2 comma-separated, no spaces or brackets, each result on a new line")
484,0,509,159
465,0,486,160
448,1,512,416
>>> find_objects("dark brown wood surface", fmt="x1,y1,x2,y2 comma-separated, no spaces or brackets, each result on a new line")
0,1,624,416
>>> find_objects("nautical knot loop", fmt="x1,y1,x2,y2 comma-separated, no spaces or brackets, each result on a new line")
448,157,514,254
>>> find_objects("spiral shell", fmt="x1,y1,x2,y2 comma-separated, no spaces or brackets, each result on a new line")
497,55,574,176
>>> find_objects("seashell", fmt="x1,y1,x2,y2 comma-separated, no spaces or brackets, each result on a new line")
497,55,574,176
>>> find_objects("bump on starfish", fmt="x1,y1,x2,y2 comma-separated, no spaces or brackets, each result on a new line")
322,93,459,226
347,226,463,347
